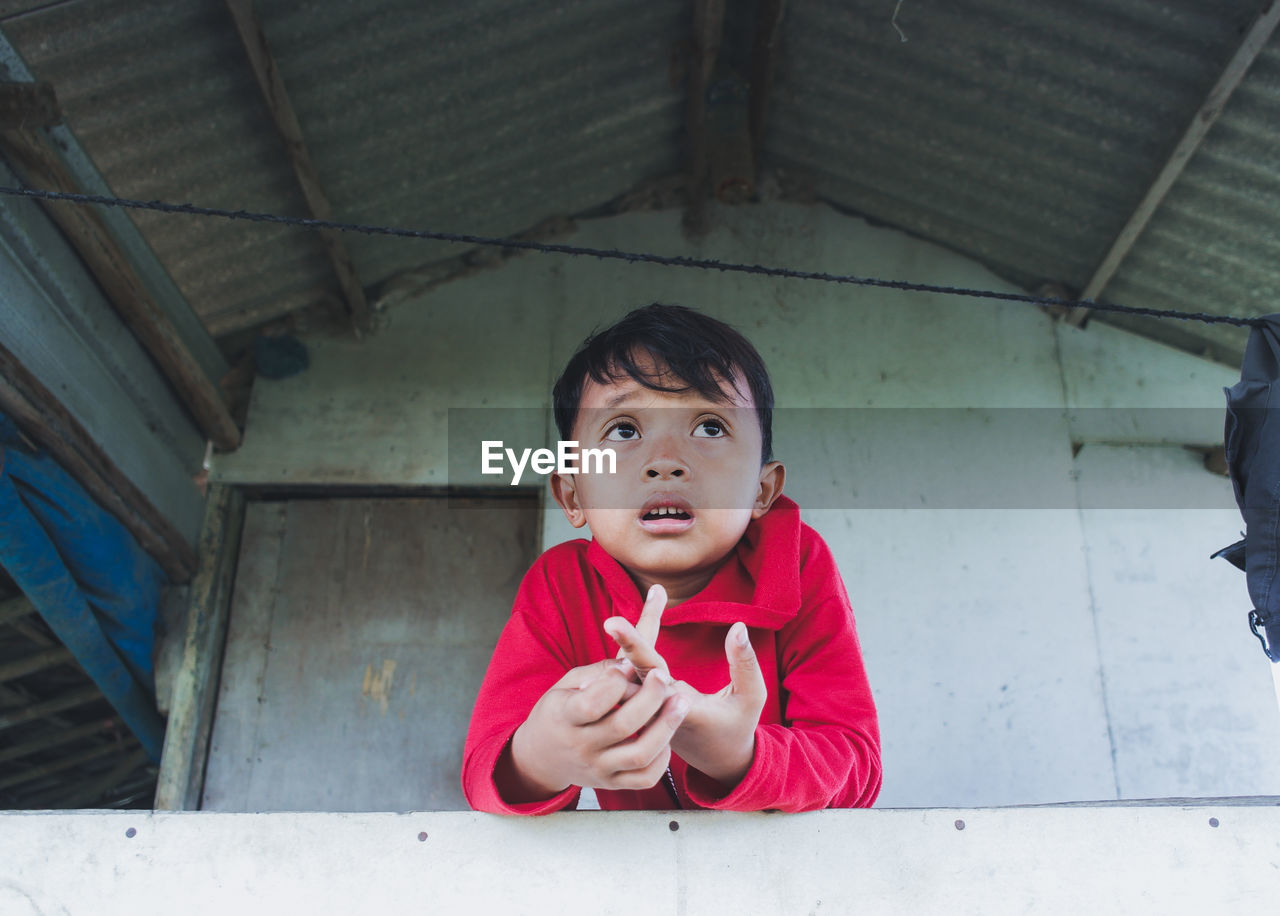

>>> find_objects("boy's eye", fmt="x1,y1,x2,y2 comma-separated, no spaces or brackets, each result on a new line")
605,422,640,441
693,419,725,438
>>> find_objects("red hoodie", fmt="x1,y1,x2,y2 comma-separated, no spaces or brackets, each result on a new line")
461,496,881,813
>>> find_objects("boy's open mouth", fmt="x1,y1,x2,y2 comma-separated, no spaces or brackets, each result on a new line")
639,497,695,531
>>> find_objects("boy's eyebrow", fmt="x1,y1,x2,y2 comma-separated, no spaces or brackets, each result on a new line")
605,390,639,408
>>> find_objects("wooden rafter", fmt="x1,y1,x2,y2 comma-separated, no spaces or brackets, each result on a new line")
0,685,102,731
683,0,726,233
1069,0,1280,326
225,0,372,335
0,124,242,450
0,594,35,627
0,80,59,129
0,719,119,765
0,737,138,792
0,647,73,683
748,0,785,153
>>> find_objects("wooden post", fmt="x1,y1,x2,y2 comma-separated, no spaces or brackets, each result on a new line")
0,126,242,449
154,484,245,811
224,0,372,335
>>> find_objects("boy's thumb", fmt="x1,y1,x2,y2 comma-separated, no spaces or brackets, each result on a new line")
726,622,765,698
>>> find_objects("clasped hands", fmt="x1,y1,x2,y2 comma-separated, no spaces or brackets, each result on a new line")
507,584,767,802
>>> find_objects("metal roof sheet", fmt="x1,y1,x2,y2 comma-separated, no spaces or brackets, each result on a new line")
3,0,1276,363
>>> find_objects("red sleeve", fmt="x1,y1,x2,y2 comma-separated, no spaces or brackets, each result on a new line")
682,531,882,812
460,555,583,815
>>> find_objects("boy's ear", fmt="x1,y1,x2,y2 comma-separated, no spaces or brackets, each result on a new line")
752,461,785,519
550,472,589,528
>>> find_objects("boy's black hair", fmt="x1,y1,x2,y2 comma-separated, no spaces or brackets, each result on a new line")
552,303,775,462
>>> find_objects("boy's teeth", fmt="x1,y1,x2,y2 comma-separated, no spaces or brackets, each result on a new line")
646,506,688,517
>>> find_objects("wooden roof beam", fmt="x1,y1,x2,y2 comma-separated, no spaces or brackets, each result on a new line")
1069,1,1280,327
0,647,74,683
0,736,138,792
0,685,103,731
0,80,58,129
748,0,785,154
0,719,120,765
0,594,35,627
683,0,725,234
225,0,372,336
1,123,242,449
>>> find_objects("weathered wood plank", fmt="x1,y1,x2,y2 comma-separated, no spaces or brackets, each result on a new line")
0,342,198,582
0,126,241,448
154,484,245,810
0,80,59,129
224,0,371,334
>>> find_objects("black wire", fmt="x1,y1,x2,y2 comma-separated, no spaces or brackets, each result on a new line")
0,184,1265,329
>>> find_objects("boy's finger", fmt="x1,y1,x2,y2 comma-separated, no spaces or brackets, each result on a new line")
594,667,675,744
565,666,631,723
558,657,633,691
725,622,767,704
604,617,668,676
601,692,690,776
634,583,667,648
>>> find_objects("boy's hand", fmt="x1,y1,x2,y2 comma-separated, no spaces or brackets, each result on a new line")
504,656,690,803
606,591,767,790
606,583,670,679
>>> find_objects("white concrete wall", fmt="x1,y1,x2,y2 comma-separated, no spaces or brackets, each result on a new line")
214,200,1280,807
4,807,1279,915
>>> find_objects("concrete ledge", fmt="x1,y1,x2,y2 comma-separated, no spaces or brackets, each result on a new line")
1,805,1276,914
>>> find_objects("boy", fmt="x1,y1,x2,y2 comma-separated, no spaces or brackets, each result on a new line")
462,304,881,812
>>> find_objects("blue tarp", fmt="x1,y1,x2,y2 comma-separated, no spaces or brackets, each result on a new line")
0,412,166,759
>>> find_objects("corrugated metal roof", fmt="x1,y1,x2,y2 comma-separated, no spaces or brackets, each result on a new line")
764,0,1269,360
1105,36,1280,359
3,0,1276,363
4,0,686,335
4,0,328,334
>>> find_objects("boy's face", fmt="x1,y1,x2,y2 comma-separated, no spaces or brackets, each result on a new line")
551,357,784,605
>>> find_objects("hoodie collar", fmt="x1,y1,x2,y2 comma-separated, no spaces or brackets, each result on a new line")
586,495,802,629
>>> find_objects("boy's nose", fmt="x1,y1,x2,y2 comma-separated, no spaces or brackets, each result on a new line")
645,462,685,479
643,450,688,479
